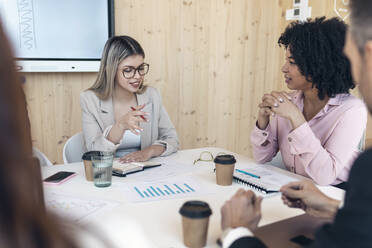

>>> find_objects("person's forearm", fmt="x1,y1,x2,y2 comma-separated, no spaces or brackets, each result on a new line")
251,119,278,164
289,112,306,130
107,123,126,144
147,144,166,158
257,116,269,130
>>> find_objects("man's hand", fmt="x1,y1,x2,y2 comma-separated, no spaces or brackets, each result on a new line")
280,180,340,219
221,189,263,231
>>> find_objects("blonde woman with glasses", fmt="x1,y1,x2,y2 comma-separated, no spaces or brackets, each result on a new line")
81,36,179,162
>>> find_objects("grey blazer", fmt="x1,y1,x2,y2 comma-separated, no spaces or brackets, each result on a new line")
80,86,179,157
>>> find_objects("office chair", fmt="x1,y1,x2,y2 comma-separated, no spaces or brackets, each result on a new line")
62,132,86,164
32,147,53,166
358,130,366,152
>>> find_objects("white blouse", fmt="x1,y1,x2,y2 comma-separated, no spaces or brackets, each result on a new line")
115,131,141,157
102,126,141,158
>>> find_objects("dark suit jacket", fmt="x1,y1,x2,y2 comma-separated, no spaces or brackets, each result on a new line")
229,148,372,248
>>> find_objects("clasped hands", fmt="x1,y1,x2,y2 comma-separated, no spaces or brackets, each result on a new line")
221,180,340,232
257,91,305,130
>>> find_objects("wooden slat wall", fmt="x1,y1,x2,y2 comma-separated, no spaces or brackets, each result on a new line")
24,73,94,163
23,0,371,164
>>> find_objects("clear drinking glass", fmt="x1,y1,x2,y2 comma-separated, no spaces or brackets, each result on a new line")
91,151,114,187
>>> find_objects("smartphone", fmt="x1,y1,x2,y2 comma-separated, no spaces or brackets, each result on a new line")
43,171,76,185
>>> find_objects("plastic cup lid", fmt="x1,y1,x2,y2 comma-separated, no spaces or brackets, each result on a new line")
179,201,212,218
82,151,110,160
214,154,236,164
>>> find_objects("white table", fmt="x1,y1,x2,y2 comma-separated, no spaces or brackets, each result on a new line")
42,147,345,248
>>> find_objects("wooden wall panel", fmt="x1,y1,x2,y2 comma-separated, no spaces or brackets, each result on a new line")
24,74,95,164
23,0,371,164
115,0,291,156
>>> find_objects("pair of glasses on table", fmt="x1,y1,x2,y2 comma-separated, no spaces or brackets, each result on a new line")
193,151,227,165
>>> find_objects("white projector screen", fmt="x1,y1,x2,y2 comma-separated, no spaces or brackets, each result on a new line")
0,0,114,72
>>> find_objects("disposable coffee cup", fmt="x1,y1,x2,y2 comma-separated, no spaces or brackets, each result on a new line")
179,201,212,248
82,151,102,181
214,154,236,186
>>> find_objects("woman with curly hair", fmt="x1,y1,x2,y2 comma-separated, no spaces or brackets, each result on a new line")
251,17,367,187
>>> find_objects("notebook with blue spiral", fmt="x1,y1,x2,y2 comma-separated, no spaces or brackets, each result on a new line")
233,164,299,194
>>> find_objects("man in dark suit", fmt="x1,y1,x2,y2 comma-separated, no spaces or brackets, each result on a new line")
220,0,372,247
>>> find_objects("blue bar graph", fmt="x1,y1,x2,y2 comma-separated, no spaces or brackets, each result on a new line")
132,181,198,199
164,185,175,194
184,183,195,192
134,187,144,198
157,187,165,195
174,184,185,193
150,186,160,196
147,189,155,197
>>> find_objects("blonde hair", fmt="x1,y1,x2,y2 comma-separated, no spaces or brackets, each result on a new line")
89,36,147,100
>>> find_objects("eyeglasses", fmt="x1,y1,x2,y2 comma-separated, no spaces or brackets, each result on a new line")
121,63,149,79
193,151,227,165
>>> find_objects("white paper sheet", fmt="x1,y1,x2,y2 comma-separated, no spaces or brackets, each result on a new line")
123,161,195,182
45,193,120,222
122,177,212,203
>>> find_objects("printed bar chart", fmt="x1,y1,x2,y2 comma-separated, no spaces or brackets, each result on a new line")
134,183,195,198
125,178,209,202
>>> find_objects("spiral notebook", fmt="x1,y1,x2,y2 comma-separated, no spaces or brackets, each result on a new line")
233,164,299,194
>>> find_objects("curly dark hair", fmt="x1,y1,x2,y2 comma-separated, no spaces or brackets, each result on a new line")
278,17,354,100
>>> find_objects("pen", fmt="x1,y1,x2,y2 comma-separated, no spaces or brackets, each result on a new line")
130,106,147,121
235,169,261,179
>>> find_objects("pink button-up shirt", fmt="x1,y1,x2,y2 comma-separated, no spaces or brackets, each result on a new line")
251,91,367,185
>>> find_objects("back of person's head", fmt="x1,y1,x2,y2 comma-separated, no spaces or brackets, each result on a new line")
90,36,146,99
350,0,372,53
0,24,79,248
348,0,372,115
278,17,354,100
